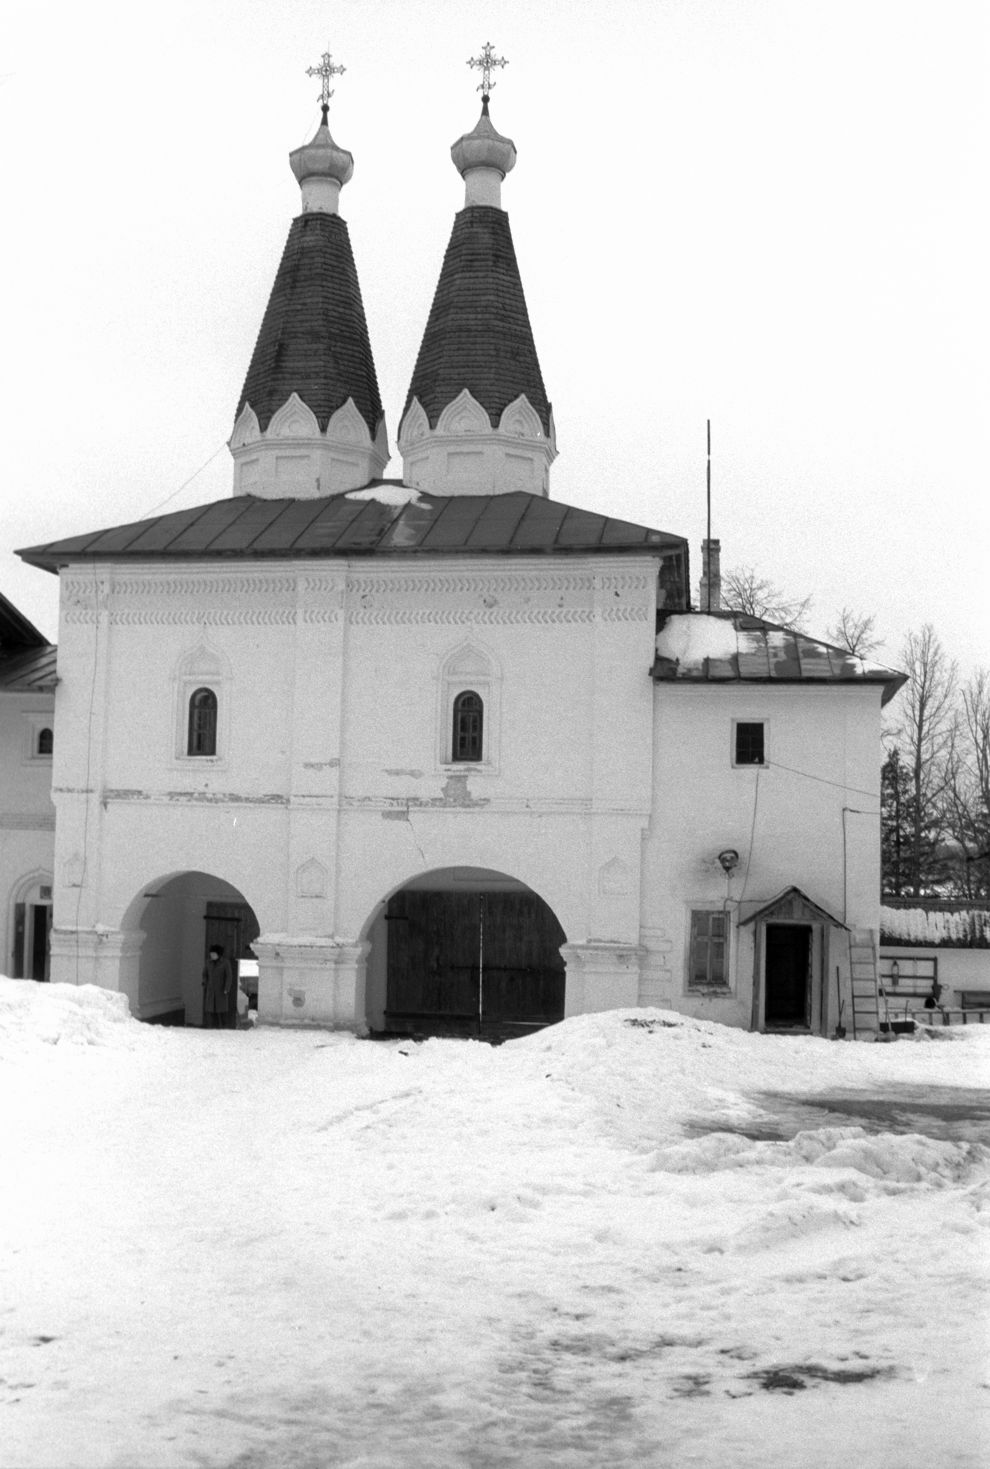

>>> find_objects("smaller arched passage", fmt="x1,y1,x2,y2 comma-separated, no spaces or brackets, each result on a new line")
8,871,53,982
122,871,260,1026
364,868,567,1040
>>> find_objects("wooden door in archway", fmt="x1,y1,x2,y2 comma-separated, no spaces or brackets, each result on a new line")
204,902,259,1027
384,889,565,1038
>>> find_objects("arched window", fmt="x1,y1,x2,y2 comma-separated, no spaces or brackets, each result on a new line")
37,727,53,756
187,688,218,757
452,691,483,763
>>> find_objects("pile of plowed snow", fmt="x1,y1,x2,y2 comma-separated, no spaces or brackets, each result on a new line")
0,976,137,1053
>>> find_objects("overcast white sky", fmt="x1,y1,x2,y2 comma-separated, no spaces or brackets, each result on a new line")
3,0,987,674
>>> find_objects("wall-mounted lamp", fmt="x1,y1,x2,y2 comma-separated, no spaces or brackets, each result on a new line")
717,849,740,874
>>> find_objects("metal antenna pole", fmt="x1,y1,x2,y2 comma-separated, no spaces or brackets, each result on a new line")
706,419,712,613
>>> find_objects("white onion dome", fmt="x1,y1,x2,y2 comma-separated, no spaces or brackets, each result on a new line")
450,98,516,181
289,105,354,192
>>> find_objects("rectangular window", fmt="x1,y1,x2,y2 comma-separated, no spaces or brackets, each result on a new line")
688,909,729,991
734,721,765,766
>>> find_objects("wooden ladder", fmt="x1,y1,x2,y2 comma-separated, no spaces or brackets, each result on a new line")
849,930,880,1038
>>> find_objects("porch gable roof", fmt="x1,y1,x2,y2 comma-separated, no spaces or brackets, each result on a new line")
739,885,847,930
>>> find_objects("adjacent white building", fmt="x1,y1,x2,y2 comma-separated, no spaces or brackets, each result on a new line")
16,78,904,1037
0,594,56,983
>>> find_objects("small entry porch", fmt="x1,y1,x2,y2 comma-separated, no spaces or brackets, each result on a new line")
742,886,849,1036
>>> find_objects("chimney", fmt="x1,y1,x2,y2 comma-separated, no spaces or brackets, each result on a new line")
699,539,721,611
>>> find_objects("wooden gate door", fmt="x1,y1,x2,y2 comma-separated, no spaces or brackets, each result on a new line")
477,892,565,1033
384,890,566,1038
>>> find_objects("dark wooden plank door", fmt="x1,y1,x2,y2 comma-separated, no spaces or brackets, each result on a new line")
478,892,565,1026
385,890,565,1035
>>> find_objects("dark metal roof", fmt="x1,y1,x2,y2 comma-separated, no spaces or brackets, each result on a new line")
17,487,688,571
651,609,907,705
0,589,48,649
234,212,384,437
403,206,551,434
0,590,55,690
0,644,57,692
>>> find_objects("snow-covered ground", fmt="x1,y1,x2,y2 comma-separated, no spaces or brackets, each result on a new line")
2,979,988,1469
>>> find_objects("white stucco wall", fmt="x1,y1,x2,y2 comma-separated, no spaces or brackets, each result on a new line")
879,947,990,999
47,557,889,1032
642,683,885,1028
0,688,55,975
48,555,661,1023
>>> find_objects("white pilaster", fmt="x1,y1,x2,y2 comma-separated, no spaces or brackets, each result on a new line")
253,938,370,1031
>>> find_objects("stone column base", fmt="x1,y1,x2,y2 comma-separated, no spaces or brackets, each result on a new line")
561,941,646,1018
253,938,370,1032
48,928,145,1014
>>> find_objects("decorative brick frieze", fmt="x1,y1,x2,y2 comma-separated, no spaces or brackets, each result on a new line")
111,608,298,627
61,565,653,629
344,566,654,627
349,605,598,627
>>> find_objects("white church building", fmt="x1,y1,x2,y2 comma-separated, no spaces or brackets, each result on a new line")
15,61,904,1039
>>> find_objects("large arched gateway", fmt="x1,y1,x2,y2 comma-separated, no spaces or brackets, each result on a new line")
363,868,567,1040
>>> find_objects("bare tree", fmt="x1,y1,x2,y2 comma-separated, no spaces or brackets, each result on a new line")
827,607,881,658
944,668,990,899
884,624,958,897
721,566,812,630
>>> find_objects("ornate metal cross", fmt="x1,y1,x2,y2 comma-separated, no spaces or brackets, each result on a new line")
467,41,507,98
306,48,346,108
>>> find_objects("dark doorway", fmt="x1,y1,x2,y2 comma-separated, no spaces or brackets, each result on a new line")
764,924,812,1028
384,889,566,1039
12,902,52,981
204,902,260,1028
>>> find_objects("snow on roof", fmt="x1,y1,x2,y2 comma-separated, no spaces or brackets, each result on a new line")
880,906,990,948
652,611,906,703
345,483,425,509
654,613,739,667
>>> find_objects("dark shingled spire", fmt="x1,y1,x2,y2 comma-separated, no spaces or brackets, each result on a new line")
402,205,551,435
235,211,383,437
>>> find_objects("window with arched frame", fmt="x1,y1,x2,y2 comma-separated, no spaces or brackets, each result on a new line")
452,690,484,763
187,688,218,757
37,727,53,756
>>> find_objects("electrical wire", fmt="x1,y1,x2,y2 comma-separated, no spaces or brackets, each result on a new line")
139,441,229,517
769,759,881,801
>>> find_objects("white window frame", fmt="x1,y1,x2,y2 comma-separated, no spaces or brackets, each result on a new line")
172,644,230,768
23,711,55,765
436,642,501,774
685,905,732,994
731,718,768,769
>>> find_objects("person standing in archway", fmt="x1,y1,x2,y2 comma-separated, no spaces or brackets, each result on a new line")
201,945,233,1029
